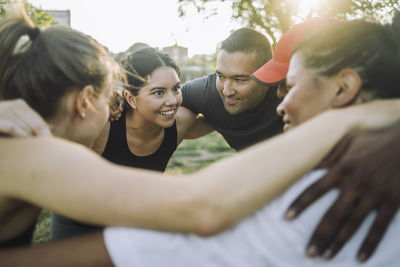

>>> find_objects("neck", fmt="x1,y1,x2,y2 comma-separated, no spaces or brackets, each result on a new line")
44,92,95,148
125,111,164,141
47,116,68,139
47,115,93,148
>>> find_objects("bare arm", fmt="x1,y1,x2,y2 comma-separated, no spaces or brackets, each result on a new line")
176,106,214,144
1,99,400,236
0,232,112,267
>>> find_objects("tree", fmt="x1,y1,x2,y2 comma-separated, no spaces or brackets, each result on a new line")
0,0,56,27
178,0,400,47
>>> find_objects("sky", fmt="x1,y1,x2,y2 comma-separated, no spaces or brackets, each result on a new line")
28,0,240,57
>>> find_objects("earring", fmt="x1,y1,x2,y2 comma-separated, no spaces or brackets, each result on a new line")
81,112,86,118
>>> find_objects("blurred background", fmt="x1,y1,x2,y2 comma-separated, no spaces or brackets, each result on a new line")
2,0,398,83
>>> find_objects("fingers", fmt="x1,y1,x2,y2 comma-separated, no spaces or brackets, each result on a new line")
285,135,360,220
305,192,357,257
109,108,122,122
108,93,124,122
357,204,398,262
118,98,125,112
0,114,51,137
0,121,26,136
22,112,52,137
33,124,53,136
320,198,375,260
0,99,52,137
285,171,338,220
317,133,354,168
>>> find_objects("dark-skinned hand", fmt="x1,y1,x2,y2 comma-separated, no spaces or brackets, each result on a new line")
285,122,400,262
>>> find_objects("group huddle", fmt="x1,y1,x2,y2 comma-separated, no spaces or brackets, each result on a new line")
0,1,399,267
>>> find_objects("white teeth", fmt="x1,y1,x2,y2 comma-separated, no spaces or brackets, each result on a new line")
160,110,174,116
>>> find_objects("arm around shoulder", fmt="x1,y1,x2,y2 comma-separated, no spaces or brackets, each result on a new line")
0,136,225,234
2,99,399,236
176,107,214,143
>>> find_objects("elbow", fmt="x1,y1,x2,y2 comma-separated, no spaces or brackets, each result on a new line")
187,199,234,237
192,218,230,237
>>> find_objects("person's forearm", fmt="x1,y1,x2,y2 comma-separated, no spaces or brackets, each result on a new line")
176,106,215,142
182,110,355,234
6,100,400,236
0,232,112,267
183,100,400,234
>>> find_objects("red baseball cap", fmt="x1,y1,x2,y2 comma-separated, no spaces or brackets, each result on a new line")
252,17,342,85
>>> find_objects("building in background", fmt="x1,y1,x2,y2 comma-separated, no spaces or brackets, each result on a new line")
46,10,71,27
163,44,188,63
163,44,215,82
179,65,213,82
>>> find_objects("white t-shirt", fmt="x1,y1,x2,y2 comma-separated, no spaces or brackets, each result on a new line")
104,169,399,267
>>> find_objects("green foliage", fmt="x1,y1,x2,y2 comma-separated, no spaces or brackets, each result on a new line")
0,0,56,27
178,0,400,46
0,0,6,17
33,210,51,244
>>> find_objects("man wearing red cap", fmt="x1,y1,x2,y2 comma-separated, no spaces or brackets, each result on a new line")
180,20,341,152
252,17,342,97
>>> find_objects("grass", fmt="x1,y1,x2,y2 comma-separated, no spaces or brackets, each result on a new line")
33,131,235,244
33,210,51,244
166,131,235,174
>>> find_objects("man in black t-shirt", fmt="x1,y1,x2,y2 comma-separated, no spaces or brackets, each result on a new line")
179,28,283,151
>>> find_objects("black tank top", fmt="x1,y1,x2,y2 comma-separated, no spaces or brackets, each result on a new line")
51,113,179,241
102,111,178,172
0,223,35,248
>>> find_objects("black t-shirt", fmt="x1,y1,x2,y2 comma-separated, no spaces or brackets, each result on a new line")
181,73,283,151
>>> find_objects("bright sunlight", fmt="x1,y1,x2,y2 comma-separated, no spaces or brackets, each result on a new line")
290,0,324,17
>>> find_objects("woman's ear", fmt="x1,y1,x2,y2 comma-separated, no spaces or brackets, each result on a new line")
332,69,362,108
123,90,136,109
76,85,95,118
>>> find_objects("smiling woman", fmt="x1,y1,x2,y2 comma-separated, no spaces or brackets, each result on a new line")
50,46,203,241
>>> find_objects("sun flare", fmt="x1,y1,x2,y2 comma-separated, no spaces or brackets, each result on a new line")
292,0,324,16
